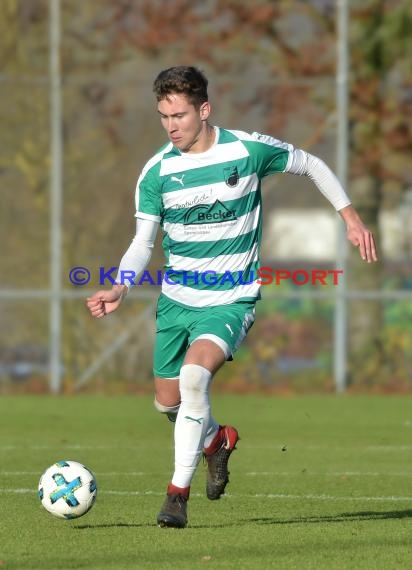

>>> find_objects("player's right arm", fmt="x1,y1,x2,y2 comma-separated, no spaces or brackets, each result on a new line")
86,218,159,318
87,151,164,319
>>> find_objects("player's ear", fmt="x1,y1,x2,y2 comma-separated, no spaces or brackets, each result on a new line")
199,101,211,120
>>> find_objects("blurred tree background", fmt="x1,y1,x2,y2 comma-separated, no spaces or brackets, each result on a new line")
0,0,411,394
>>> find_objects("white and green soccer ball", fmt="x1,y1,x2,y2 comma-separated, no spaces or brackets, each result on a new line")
38,460,97,519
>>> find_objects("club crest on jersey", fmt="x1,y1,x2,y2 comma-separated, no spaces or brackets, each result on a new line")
183,199,237,225
223,165,239,187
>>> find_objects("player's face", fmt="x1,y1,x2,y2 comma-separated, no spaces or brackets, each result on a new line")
157,93,211,153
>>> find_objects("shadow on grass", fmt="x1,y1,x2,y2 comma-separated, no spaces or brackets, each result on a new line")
73,510,412,530
249,509,412,525
74,522,152,529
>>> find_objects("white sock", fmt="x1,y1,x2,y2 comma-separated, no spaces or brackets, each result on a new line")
204,418,220,449
171,364,212,489
154,400,219,435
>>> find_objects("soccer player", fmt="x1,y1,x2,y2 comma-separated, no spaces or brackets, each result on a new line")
86,66,378,528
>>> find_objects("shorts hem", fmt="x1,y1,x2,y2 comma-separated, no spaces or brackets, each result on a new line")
153,371,180,380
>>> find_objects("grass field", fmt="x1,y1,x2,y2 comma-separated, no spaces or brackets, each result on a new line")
1,394,412,569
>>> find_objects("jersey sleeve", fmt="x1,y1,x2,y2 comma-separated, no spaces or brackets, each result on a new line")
134,163,163,222
249,132,294,177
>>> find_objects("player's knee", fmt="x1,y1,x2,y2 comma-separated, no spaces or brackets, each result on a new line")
179,364,211,394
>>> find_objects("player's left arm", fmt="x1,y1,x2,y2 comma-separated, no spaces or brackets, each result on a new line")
285,149,378,263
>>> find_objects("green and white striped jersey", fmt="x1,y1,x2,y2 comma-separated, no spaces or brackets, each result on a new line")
135,127,293,308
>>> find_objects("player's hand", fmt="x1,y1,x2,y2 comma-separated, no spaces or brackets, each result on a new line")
346,222,378,263
86,285,127,318
339,205,378,263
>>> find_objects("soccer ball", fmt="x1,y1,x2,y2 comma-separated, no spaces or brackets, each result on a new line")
38,460,97,519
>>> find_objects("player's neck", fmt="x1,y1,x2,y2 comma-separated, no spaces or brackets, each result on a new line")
186,124,216,154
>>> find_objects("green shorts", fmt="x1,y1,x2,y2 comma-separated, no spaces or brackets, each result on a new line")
153,294,256,378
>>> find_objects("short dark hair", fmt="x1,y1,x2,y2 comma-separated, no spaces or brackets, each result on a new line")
153,66,209,108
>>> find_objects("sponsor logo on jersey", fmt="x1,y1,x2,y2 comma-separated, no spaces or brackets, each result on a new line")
183,199,237,225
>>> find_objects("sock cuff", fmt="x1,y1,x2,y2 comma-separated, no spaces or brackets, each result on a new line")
154,398,180,414
179,364,212,393
180,363,212,378
167,483,190,499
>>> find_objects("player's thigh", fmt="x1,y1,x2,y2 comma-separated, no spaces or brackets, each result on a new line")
188,301,256,360
183,338,227,374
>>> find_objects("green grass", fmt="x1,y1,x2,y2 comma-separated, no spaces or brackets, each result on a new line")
1,394,412,569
